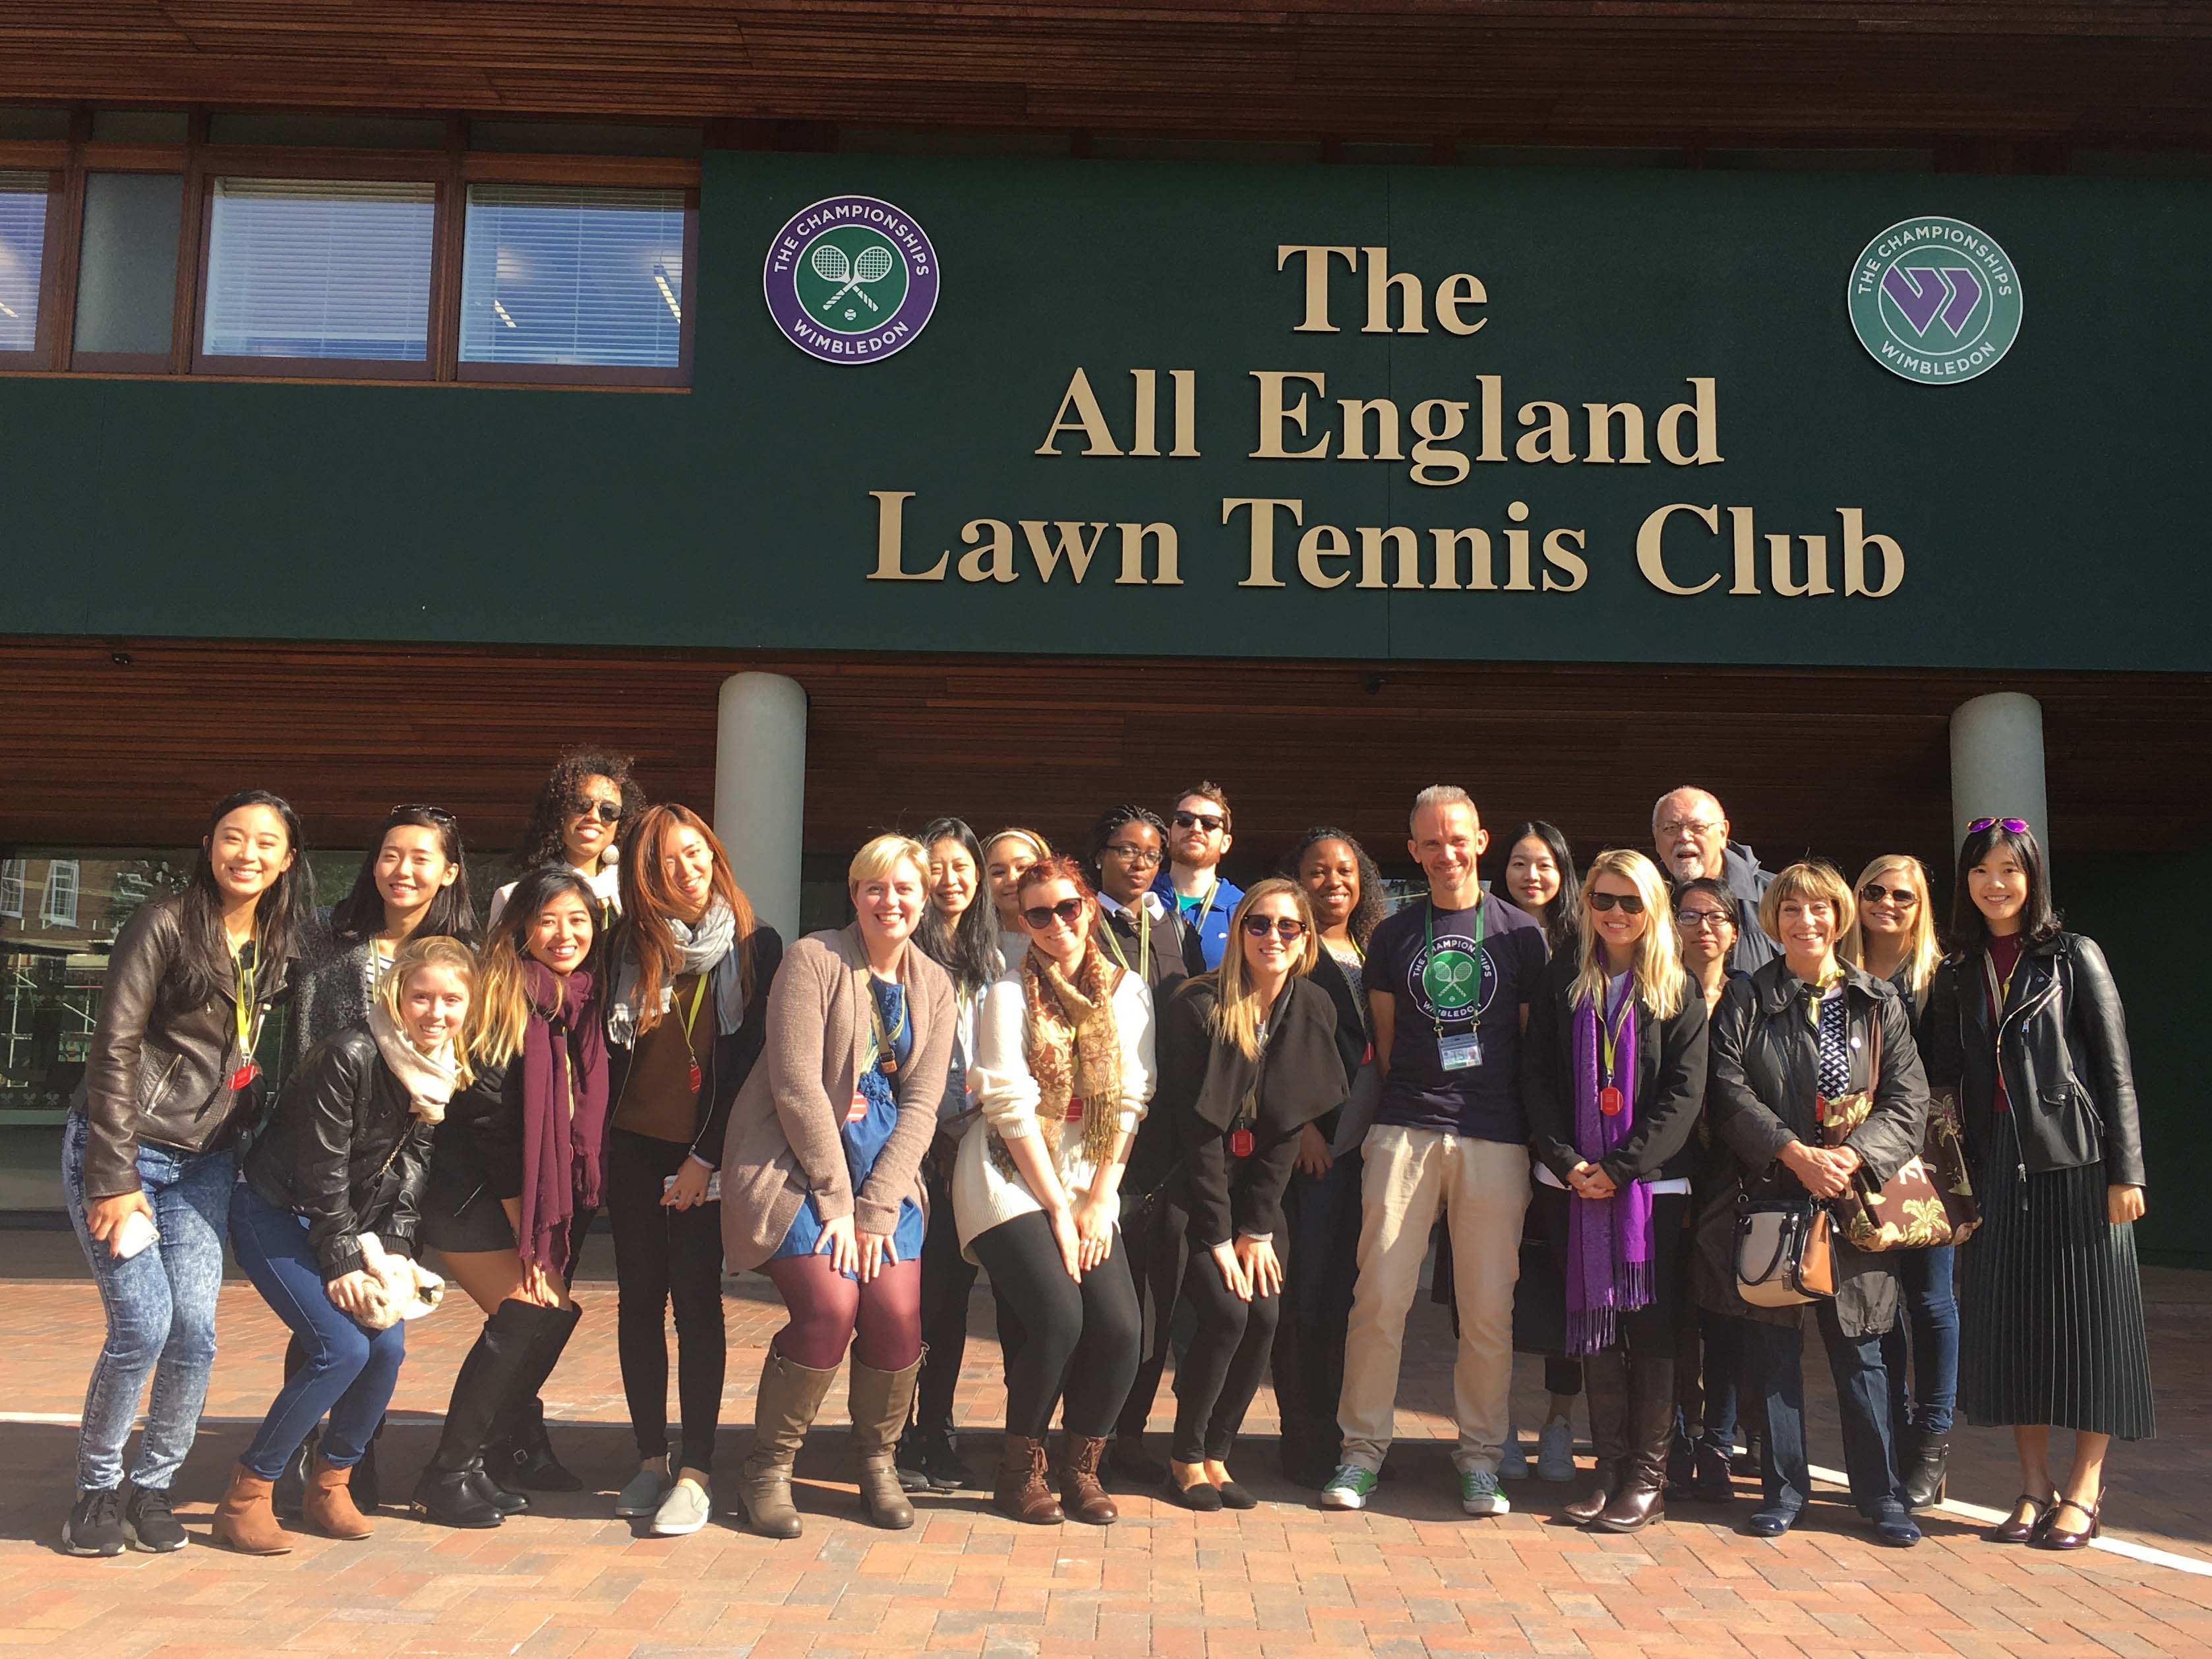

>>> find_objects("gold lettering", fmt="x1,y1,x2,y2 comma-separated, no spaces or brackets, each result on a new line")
1276,245,1359,332
1298,524,1352,588
1770,532,1834,598
1430,527,1493,591
1541,528,1588,592
1360,247,1426,334
1727,506,1760,594
1251,371,1330,460
1224,497,1301,588
1116,522,1181,586
1515,402,1574,465
1503,501,1535,591
1657,377,1722,466
1170,369,1199,457
866,490,947,582
1476,375,1505,463
1636,502,1723,596
1434,273,1488,336
955,517,1015,584
1129,369,1158,458
1409,400,1470,487
1841,508,1905,597
1021,520,1110,583
1034,368,1123,457
1357,526,1421,590
1582,402,1650,466
1337,398,1404,463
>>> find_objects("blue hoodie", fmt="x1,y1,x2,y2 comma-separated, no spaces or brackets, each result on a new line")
1149,867,1244,972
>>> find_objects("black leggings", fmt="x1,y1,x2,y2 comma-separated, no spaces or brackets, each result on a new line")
607,1130,728,1471
970,1211,1139,1439
1171,1246,1282,1463
914,1153,980,1431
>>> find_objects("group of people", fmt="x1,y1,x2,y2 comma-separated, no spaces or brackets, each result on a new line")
57,754,2155,1563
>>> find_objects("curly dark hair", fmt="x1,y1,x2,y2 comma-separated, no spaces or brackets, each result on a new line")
1279,825,1387,951
510,748,647,874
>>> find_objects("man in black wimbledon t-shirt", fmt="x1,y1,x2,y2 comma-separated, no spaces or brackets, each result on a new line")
1319,784,1547,1520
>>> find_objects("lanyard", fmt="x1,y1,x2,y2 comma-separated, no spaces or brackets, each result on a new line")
868,977,909,1073
231,940,260,1056
1424,897,1486,1035
1180,876,1219,939
1097,903,1150,982
1982,948,2022,1023
677,971,709,1044
1598,977,1634,1085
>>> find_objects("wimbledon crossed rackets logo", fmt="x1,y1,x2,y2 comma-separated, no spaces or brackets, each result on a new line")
810,242,897,313
764,195,940,365
1414,942,1493,1020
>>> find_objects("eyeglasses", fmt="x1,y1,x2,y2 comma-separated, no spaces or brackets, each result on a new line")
1588,891,1646,915
1657,819,1721,840
1104,843,1164,868
1968,817,2031,835
1674,909,1735,931
1242,915,1307,940
390,802,457,824
1860,884,1919,905
1171,810,1226,833
1021,897,1085,930
574,800,622,824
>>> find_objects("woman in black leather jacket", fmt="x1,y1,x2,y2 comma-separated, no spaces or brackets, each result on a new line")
218,936,473,1554
1922,819,2152,1550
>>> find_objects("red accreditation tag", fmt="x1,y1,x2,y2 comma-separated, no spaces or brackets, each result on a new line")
688,1056,703,1095
847,1088,869,1126
1229,1127,1255,1159
1064,1095,1086,1124
228,1062,260,1092
1598,1085,1623,1118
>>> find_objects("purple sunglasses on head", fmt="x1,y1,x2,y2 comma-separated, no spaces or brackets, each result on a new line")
1968,816,2031,834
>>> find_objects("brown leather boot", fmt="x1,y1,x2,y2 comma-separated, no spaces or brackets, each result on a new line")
994,1433,1063,1524
1058,1433,1118,1524
739,1348,840,1540
212,1463,296,1555
848,1358,920,1530
1596,1360,1677,1534
303,1455,373,1540
1565,1350,1628,1525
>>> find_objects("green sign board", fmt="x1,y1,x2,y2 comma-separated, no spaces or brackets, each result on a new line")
5,152,2207,671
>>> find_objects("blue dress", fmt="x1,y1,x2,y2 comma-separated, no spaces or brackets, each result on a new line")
770,976,928,1276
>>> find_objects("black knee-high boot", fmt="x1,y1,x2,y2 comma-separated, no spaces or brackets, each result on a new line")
412,1301,559,1528
484,1302,585,1492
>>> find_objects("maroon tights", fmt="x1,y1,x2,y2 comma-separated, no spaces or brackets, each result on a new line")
762,1253,924,1371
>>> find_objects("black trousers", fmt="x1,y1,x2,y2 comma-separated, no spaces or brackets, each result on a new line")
914,1150,980,1432
1113,1186,1189,1441
606,1128,727,1472
971,1211,1140,1439
1172,1244,1283,1463
1270,1149,1361,1466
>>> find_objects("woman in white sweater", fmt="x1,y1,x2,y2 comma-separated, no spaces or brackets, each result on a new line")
955,855,1154,1527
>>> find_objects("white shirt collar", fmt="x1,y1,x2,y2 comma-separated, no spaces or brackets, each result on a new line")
1099,890,1166,922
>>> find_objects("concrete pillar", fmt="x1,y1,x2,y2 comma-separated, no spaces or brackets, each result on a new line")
715,673,808,945
1949,692,2048,856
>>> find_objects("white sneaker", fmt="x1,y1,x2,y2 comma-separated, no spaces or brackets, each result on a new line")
650,1476,710,1536
614,1465,668,1517
1536,1417,1576,1483
1498,1422,1529,1482
1460,1468,1510,1516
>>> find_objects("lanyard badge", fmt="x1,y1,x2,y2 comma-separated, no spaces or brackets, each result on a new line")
1425,898,1487,1071
228,943,262,1092
1597,978,1632,1116
678,973,710,1095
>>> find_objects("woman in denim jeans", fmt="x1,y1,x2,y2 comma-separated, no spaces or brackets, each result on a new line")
61,790,312,1557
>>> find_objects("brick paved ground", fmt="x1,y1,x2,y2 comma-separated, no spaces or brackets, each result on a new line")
1,1238,2207,1658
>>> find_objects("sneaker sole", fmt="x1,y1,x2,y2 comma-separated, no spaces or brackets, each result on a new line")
61,1525,123,1558
123,1521,187,1553
649,1515,709,1536
1461,1501,1511,1516
1319,1490,1370,1511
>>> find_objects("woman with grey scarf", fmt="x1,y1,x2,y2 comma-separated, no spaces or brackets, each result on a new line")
603,805,781,1535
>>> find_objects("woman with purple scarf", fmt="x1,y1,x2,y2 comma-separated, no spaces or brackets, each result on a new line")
413,865,611,1528
1524,849,1709,1533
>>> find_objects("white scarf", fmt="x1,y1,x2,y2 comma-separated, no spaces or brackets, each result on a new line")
607,897,746,1048
367,1004,461,1124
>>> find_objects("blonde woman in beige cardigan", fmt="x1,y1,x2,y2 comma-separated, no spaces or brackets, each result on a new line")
719,835,955,1540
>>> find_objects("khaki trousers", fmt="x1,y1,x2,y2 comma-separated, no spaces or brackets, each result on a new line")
1336,1124,1530,1475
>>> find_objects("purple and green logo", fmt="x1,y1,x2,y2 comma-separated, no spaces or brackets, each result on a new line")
763,195,938,365
1848,216,2022,385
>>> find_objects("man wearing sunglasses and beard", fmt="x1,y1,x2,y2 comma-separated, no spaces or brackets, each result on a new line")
1149,782,1243,975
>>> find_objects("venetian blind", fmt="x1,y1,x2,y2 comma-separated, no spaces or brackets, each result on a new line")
458,184,686,369
201,178,434,361
0,172,47,352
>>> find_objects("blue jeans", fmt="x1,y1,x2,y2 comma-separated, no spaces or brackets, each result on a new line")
1739,1306,1904,1519
1880,1245,1959,1436
62,1111,235,1493
229,1184,409,1480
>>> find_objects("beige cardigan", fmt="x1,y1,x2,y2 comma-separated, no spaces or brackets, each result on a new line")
720,926,956,1273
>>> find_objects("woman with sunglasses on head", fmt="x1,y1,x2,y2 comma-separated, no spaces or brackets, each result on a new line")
1524,851,1708,1532
1155,880,1342,1510
1842,855,1958,1511
412,866,607,1527
1923,820,2152,1550
488,749,645,932
603,806,780,1535
61,790,311,1559
720,835,955,1539
957,855,1156,1526
1696,862,1929,1547
1269,827,1381,1487
983,828,1055,969
896,818,1002,1495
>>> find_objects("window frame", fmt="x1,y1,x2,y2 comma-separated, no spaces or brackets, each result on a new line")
0,164,62,365
0,858,23,920
40,858,80,929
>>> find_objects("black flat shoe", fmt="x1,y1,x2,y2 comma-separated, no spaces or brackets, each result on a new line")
1217,1481,1257,1511
1745,1506,1798,1538
1172,1480,1223,1512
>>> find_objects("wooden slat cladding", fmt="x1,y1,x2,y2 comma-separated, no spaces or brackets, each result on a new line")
1,4,2210,150
1,640,2205,885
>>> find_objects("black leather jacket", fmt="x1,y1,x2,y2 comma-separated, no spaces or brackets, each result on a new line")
244,1023,435,1278
1922,931,2145,1188
1524,953,1710,1188
75,896,291,1199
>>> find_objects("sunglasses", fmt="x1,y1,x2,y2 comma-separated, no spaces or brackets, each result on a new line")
1242,915,1307,940
1861,883,1920,905
1675,909,1734,931
574,800,622,824
1172,810,1226,833
390,802,457,824
1588,891,1646,915
1021,897,1085,930
1968,817,2030,834
1104,842,1164,868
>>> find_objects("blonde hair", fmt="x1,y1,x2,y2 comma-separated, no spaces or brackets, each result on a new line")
984,827,1053,866
1210,878,1319,1060
1573,849,1683,1021
849,833,929,899
1758,860,1857,948
376,934,479,1087
1841,854,1942,1002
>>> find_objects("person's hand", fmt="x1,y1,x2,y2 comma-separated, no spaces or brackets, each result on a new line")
662,1159,714,1210
519,1257,563,1308
1212,1240,1252,1302
1567,1161,1617,1201
85,1191,153,1255
1235,1236,1282,1298
1070,1191,1114,1273
816,1213,859,1277
325,1269,379,1317
2109,1184,2147,1225
856,1228,895,1284
1048,1203,1085,1282
1780,1141,1851,1199
1294,1124,1334,1180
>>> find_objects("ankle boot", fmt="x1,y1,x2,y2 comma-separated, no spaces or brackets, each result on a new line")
303,1456,373,1540
1058,1433,1118,1524
849,1358,922,1529
485,1302,584,1493
739,1348,840,1540
212,1463,295,1555
411,1299,552,1528
1901,1425,1950,1510
1597,1359,1677,1534
1565,1350,1629,1524
995,1433,1063,1524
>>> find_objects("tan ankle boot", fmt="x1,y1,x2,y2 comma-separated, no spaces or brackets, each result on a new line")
994,1434,1062,1524
212,1463,295,1555
303,1456,373,1540
849,1358,921,1529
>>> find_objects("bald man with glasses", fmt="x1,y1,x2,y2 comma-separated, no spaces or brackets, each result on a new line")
1651,787,1779,974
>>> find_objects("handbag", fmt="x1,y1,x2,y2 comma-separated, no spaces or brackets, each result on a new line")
1821,1020,1979,1252
1735,1198,1836,1306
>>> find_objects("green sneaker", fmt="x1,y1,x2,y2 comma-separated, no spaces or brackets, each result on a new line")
1319,1464,1379,1511
1460,1468,1511,1516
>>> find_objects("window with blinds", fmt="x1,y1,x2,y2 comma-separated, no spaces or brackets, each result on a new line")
0,172,48,354
459,184,688,371
201,178,435,363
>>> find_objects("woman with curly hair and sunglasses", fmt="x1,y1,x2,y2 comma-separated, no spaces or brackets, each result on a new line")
487,750,647,932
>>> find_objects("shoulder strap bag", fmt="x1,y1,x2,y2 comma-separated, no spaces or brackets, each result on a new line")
1735,1197,1836,1306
